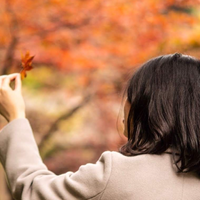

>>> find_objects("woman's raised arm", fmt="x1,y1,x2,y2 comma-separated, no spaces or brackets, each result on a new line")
0,118,112,200
0,73,112,199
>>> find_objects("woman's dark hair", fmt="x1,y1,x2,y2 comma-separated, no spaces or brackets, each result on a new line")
120,53,200,175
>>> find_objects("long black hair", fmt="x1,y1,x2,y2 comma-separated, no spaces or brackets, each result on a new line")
120,53,200,175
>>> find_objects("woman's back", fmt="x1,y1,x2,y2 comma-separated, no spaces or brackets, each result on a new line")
102,151,200,200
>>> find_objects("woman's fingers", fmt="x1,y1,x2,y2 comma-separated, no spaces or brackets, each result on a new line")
0,73,21,91
0,75,8,88
1,76,10,90
14,74,22,91
0,73,24,122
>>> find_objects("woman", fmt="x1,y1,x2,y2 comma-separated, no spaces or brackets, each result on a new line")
0,52,200,200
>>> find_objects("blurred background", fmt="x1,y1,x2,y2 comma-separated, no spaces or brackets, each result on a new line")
1,0,200,199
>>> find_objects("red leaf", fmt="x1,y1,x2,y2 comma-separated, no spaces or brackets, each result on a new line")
20,51,35,80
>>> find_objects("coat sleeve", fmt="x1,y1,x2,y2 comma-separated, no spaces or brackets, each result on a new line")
0,118,112,200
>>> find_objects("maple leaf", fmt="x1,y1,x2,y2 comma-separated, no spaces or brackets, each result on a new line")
20,51,35,80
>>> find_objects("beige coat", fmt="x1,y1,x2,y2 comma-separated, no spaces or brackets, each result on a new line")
0,118,200,200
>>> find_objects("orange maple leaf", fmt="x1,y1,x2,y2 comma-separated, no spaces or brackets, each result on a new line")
20,51,34,80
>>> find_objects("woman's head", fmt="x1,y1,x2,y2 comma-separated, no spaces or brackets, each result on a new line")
121,53,200,175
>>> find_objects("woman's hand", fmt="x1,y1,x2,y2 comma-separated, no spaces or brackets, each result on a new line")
0,73,26,122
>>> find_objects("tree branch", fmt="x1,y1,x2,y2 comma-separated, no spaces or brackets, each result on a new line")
38,92,94,150
1,37,18,75
1,0,19,75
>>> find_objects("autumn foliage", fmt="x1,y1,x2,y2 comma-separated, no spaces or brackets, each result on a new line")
1,1,200,75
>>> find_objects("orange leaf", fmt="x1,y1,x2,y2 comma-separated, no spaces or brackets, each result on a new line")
20,51,35,80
